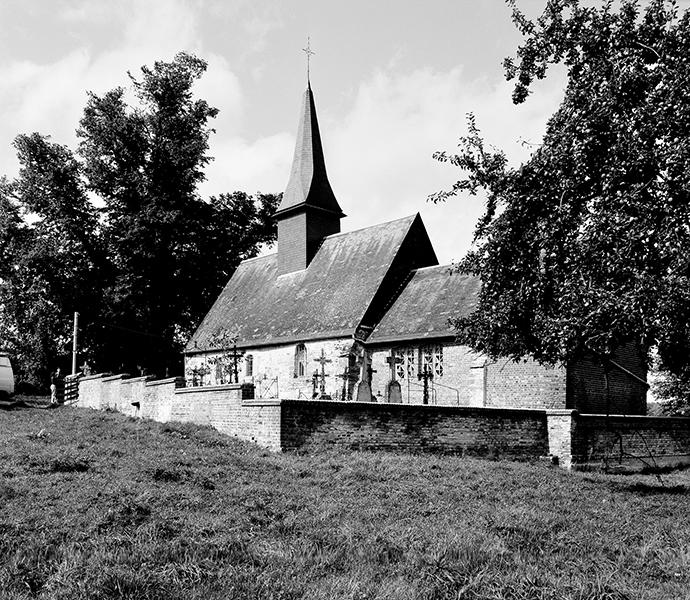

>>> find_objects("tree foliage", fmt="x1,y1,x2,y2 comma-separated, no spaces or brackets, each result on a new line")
433,1,690,406
0,136,102,389
1,53,279,387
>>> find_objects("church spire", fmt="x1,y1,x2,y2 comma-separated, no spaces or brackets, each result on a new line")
275,81,345,276
275,84,344,217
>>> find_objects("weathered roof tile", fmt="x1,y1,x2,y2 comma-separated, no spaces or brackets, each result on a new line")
186,215,419,351
368,266,480,344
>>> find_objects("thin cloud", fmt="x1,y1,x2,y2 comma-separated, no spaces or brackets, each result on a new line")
323,67,565,263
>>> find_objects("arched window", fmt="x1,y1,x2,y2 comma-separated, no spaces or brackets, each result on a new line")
245,354,253,377
294,344,307,378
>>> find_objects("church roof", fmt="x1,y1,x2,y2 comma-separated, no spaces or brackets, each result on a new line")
186,215,421,352
367,265,481,345
275,84,344,218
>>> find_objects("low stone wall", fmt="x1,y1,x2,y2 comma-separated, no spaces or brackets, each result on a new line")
77,373,112,409
280,400,549,458
77,373,279,450
76,374,690,470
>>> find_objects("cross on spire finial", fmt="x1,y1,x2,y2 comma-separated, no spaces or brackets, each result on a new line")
302,36,315,82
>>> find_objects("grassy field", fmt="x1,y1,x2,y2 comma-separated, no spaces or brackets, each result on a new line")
1,405,688,600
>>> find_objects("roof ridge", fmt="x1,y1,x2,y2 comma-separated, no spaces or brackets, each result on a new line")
412,263,460,274
322,214,417,240
239,252,276,265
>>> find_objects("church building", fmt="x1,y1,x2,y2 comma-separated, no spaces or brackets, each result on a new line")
185,83,648,415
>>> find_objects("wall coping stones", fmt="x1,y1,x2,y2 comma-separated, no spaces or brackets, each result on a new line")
145,376,185,388
281,398,548,417
175,383,245,395
546,409,579,417
242,399,282,407
120,375,157,385
102,374,131,382
80,373,113,381
578,413,690,423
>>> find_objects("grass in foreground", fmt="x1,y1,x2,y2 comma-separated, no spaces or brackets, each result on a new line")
1,405,688,600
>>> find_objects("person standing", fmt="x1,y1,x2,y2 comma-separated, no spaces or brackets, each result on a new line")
50,368,61,406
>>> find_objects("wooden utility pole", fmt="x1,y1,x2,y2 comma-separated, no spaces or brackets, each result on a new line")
72,312,79,375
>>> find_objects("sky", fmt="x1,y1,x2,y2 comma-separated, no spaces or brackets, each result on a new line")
0,0,572,264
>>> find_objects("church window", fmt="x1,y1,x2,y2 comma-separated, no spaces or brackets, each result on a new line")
294,344,307,378
406,347,416,378
433,345,443,377
420,345,444,378
245,354,253,377
394,347,416,379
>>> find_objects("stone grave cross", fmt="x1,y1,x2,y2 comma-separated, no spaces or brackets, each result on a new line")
385,352,403,381
417,365,434,405
229,341,245,384
311,370,320,398
313,349,331,394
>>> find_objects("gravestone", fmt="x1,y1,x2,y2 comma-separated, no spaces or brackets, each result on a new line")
385,352,403,404
355,356,376,402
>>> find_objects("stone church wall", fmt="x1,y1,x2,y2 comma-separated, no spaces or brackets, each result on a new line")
185,337,358,401
369,344,567,408
190,340,568,408
484,359,566,409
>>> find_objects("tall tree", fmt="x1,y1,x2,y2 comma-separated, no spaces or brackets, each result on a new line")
1,53,278,386
433,0,690,409
0,134,102,389
76,52,278,375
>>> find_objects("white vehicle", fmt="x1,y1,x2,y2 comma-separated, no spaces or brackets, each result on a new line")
0,351,15,397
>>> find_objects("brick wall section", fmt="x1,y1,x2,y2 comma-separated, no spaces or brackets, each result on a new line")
238,401,282,450
77,373,112,409
280,400,549,458
77,374,280,450
141,378,183,422
573,414,690,468
566,343,647,414
76,374,689,469
545,410,578,468
101,375,129,413
119,376,154,417
485,359,566,409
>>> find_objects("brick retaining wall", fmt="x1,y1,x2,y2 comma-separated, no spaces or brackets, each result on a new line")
573,414,690,468
280,400,549,458
77,373,279,450
76,374,690,470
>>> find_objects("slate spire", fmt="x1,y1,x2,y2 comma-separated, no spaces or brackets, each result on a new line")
276,83,345,275
276,84,344,217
